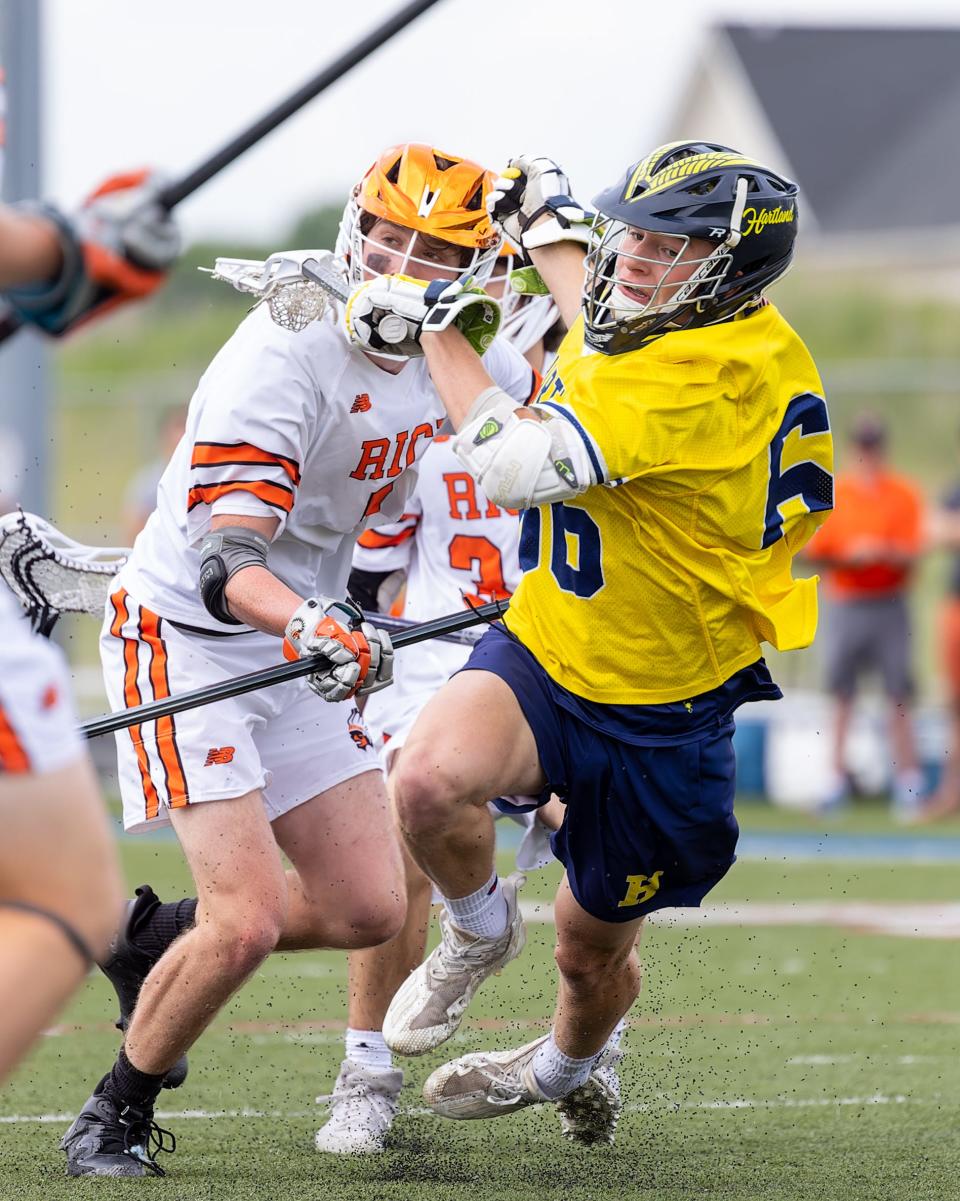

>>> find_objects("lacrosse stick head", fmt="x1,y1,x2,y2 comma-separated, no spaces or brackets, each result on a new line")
0,510,129,636
202,251,346,333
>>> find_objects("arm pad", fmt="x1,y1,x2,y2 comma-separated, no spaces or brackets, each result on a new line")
451,387,599,510
198,526,270,625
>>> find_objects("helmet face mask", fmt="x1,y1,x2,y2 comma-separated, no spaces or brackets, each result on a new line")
584,223,733,349
583,141,799,355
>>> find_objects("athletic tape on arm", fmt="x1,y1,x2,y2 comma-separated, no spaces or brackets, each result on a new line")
452,387,599,509
198,526,270,625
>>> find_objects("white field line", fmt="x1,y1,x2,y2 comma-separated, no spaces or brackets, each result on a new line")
519,900,960,939
0,1094,917,1126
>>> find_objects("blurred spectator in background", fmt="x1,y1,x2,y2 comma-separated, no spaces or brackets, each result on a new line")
121,406,186,543
915,437,960,822
805,413,926,817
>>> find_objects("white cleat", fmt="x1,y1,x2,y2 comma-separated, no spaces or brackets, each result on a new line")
383,873,526,1056
556,1047,623,1146
422,1036,551,1120
314,1059,403,1154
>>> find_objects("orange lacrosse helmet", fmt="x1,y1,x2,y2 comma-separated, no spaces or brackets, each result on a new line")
339,143,501,289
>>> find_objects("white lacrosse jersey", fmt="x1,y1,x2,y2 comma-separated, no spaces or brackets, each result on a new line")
117,303,534,629
354,433,523,719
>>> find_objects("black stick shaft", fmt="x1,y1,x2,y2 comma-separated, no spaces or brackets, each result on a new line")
0,0,446,348
81,599,506,740
157,0,445,210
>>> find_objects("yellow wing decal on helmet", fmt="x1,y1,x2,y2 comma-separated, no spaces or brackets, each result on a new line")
625,151,756,201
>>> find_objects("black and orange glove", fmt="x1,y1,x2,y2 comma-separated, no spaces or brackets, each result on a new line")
4,169,180,335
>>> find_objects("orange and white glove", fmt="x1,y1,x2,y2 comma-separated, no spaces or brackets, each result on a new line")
4,169,180,335
283,596,393,702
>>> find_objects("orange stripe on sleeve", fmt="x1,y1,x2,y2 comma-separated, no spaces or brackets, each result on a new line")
139,610,190,810
110,587,162,822
186,479,294,515
192,442,301,486
526,367,543,405
356,524,418,550
0,704,30,773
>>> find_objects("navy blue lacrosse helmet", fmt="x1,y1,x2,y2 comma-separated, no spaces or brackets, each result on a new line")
582,141,799,354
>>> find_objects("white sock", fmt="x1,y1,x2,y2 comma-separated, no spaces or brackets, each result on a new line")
531,1032,596,1100
442,872,508,939
605,1017,627,1052
345,1028,392,1073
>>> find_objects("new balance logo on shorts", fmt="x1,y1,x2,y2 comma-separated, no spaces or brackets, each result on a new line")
350,393,372,414
204,747,236,766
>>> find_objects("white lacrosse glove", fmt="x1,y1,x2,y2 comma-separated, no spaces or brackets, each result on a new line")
345,274,501,357
283,596,393,702
488,156,594,252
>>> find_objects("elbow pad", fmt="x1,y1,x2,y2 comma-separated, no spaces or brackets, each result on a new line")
452,388,599,509
198,527,270,625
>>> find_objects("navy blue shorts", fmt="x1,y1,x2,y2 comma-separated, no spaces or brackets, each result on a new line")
461,627,780,924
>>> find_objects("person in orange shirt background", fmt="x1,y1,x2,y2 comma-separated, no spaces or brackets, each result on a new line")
805,413,926,816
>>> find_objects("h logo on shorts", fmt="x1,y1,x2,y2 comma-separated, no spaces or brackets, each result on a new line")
204,747,235,766
618,871,663,908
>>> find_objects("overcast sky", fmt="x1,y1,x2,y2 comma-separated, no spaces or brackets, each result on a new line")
19,0,960,243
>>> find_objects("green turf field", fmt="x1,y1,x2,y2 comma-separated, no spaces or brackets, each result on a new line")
3,805,960,1201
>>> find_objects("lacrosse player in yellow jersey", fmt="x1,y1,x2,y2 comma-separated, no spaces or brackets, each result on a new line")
343,141,834,1143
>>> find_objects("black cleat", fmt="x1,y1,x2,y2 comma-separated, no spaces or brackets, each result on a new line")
99,885,188,1090
60,1088,175,1177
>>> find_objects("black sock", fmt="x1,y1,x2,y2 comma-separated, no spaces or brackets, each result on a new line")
100,1047,166,1109
130,891,198,961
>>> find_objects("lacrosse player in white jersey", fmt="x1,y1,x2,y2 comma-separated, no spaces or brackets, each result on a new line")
312,250,583,1154
0,169,181,1085
61,143,537,1179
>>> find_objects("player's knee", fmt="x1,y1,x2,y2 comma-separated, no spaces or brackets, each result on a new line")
328,888,406,949
391,745,463,836
201,906,284,976
351,892,407,948
554,939,632,990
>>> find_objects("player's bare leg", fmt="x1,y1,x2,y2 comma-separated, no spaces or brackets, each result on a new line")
0,756,122,1083
393,669,545,896
123,790,289,1076
315,838,432,1154
123,771,404,1074
271,769,406,952
384,670,544,1054
63,771,406,1175
347,842,433,1025
550,876,642,1056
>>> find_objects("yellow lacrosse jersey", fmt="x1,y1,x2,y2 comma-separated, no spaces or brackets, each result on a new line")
505,302,834,704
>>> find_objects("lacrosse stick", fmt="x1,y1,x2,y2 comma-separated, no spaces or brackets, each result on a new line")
81,598,508,740
0,0,446,347
201,251,349,332
0,510,129,636
0,510,491,647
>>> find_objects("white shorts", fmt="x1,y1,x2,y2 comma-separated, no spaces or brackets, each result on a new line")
100,586,381,834
0,592,84,777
